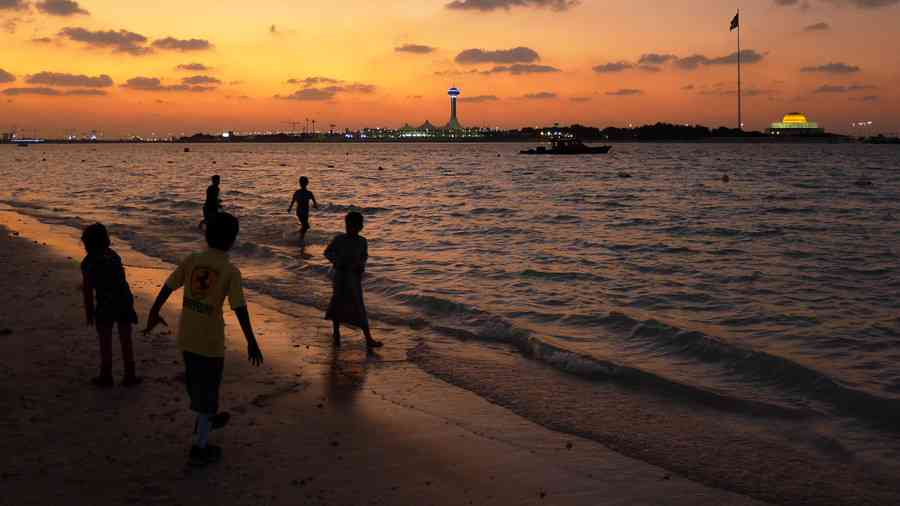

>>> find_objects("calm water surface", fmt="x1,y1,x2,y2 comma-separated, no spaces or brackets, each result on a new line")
2,142,899,503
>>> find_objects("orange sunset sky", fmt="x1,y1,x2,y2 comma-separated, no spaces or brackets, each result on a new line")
1,0,898,137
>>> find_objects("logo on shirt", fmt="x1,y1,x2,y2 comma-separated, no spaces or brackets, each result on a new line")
190,266,219,299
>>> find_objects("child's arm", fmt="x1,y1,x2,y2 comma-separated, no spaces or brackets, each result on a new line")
287,192,296,213
234,306,263,366
143,285,172,333
82,273,94,326
312,192,319,209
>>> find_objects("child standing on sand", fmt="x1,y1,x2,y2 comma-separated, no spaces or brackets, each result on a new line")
144,212,264,467
81,223,141,388
287,176,318,242
324,211,382,349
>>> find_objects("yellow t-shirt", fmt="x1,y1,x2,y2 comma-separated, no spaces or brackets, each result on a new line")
165,249,246,358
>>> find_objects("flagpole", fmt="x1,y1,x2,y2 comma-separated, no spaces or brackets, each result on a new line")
737,8,742,131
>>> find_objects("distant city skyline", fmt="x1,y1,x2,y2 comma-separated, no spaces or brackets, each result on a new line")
1,1,898,136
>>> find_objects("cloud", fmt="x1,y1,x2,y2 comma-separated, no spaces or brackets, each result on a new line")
459,95,499,103
287,76,341,86
592,61,632,73
176,63,210,72
699,87,777,97
674,50,765,70
36,0,88,16
606,88,643,96
638,53,677,65
778,0,899,8
433,69,480,77
804,22,830,31
455,47,539,64
2,87,61,96
445,0,579,11
395,44,435,54
800,62,860,73
64,88,106,96
569,96,591,102
522,91,557,99
482,63,560,74
276,82,376,101
122,76,214,92
0,68,14,83
58,27,151,55
813,84,876,93
25,71,112,87
814,83,876,92
0,0,28,11
151,37,213,52
181,75,221,85
277,88,337,101
31,36,54,43
681,84,695,90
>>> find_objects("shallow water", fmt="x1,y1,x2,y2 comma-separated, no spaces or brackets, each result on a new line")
3,142,900,502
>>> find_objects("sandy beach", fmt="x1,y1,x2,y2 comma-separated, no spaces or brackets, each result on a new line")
0,208,764,505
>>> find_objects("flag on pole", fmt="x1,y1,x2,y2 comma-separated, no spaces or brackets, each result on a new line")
730,12,739,31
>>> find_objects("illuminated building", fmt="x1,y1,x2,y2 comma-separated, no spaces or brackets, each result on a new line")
446,87,461,130
768,112,825,136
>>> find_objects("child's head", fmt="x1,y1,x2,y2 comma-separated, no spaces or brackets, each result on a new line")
299,176,309,188
81,223,110,254
211,175,221,185
345,211,364,235
205,212,240,251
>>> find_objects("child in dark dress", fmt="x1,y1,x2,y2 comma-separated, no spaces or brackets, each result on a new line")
324,212,382,349
80,223,140,387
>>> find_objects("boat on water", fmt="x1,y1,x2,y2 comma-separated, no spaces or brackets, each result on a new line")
520,138,612,155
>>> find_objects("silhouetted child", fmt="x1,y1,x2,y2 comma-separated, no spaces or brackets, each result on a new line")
80,223,140,388
144,212,263,467
199,175,221,229
324,211,382,349
287,176,318,242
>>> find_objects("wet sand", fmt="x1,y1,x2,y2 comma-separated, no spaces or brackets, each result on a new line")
0,209,762,506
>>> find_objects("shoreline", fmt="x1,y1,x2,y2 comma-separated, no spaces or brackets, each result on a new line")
0,209,762,505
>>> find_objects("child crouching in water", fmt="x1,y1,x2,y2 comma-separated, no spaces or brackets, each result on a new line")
81,223,141,388
325,211,382,349
144,212,263,467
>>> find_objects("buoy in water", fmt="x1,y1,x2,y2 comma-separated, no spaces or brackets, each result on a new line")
184,147,190,153
722,174,730,183
618,171,631,178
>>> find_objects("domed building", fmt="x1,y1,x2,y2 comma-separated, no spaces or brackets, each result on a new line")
768,113,825,136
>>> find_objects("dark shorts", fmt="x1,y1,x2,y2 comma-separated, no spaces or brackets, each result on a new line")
298,212,310,231
183,351,224,414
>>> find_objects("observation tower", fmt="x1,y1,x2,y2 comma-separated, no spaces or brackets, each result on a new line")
446,87,461,130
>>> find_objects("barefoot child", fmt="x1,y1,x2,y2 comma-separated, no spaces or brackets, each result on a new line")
287,176,318,242
324,211,382,349
81,223,141,387
144,212,263,467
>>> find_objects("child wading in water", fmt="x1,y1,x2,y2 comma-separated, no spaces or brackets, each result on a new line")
324,211,382,349
81,223,141,387
287,176,318,243
199,175,221,229
144,212,264,467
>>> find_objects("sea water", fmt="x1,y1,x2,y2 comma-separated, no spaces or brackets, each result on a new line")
2,142,899,503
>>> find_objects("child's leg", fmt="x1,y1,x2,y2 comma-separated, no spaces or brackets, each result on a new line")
117,322,139,382
362,324,383,348
332,320,341,345
96,321,114,380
